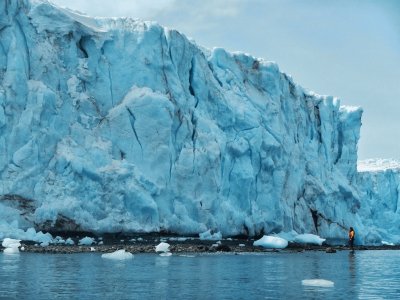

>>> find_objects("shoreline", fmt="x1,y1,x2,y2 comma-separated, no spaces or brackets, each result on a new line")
2,235,400,254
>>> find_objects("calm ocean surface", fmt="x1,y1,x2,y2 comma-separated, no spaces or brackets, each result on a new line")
1,250,400,299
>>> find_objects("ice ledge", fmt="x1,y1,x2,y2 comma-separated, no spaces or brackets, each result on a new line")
357,159,400,172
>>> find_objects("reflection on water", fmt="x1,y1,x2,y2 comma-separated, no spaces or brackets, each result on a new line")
0,252,21,298
1,250,400,299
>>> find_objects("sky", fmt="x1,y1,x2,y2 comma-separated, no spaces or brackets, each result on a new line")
50,0,400,160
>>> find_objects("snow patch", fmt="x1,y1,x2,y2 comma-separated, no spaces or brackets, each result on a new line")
358,159,400,172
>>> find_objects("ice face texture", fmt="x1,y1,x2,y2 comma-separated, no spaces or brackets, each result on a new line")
0,1,397,244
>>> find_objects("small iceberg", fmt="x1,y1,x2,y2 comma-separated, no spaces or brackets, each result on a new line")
155,242,170,253
253,236,288,249
2,238,21,248
302,279,334,287
101,249,133,260
2,238,21,254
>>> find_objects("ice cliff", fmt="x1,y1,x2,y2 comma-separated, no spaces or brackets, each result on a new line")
0,0,397,244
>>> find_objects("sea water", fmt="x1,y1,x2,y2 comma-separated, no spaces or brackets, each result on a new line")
1,250,399,299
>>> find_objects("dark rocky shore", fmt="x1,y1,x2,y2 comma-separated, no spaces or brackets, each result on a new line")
2,233,400,254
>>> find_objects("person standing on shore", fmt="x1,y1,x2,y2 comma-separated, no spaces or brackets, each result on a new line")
348,227,355,250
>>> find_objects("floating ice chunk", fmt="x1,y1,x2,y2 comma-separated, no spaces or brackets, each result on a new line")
155,242,170,253
199,230,222,241
2,238,21,248
90,247,95,252
159,252,172,257
295,234,326,245
101,249,133,260
21,246,25,251
253,236,288,249
239,244,245,247
40,242,49,247
98,241,104,245
79,237,95,245
302,279,334,287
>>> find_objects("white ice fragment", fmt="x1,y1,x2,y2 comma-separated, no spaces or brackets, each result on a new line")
295,234,326,245
239,244,245,247
2,238,21,248
98,241,104,245
40,242,49,247
159,252,172,257
302,279,334,287
90,247,95,251
382,241,395,246
21,246,25,251
78,237,94,245
101,249,133,260
253,236,288,249
155,242,170,253
137,238,144,241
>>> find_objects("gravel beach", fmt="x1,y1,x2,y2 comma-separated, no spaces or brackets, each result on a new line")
2,233,399,254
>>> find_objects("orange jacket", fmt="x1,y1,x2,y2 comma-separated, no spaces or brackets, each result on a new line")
349,230,355,239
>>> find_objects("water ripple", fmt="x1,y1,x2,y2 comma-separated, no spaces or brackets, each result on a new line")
0,250,399,299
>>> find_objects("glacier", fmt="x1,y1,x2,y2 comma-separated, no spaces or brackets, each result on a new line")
0,0,399,245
